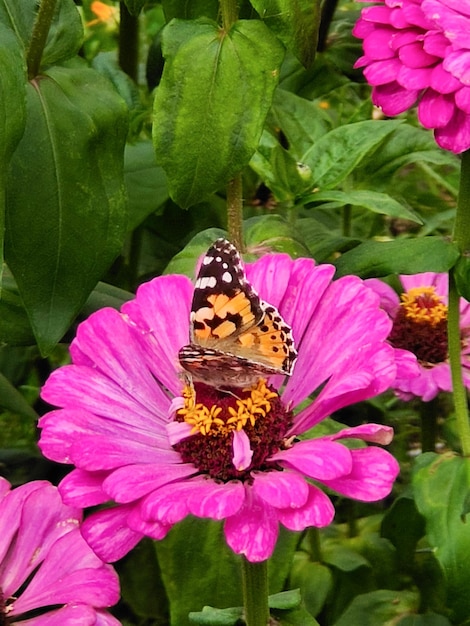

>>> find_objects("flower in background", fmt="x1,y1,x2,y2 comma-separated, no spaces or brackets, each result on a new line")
353,0,470,153
86,1,118,28
0,478,120,626
367,272,470,401
39,248,404,564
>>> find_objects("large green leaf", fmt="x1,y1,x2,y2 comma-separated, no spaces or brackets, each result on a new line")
5,64,128,355
250,0,321,67
333,590,419,625
302,120,402,190
0,24,26,287
333,237,459,279
153,18,285,208
155,517,299,626
303,190,423,224
0,0,82,66
413,453,470,623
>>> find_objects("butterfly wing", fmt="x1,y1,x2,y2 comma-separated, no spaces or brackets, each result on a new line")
180,238,297,386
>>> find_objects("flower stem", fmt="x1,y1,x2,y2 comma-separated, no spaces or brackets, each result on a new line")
448,149,470,457
119,3,139,81
226,173,244,251
241,558,269,626
27,0,58,79
419,397,438,453
220,0,238,31
448,271,470,456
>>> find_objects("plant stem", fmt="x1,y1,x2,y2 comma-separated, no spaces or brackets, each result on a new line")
26,0,58,79
241,558,269,626
220,0,238,31
448,149,470,457
419,397,438,453
226,173,244,251
119,2,139,81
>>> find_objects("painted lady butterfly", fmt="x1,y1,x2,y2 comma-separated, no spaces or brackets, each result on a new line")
178,238,297,388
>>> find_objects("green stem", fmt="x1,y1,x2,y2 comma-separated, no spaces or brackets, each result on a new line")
448,271,470,456
220,0,238,31
241,558,269,626
26,0,58,80
419,397,438,453
307,527,322,562
448,149,470,457
226,173,244,251
119,2,139,81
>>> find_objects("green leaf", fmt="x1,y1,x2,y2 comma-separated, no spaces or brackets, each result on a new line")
290,560,333,617
244,215,311,257
269,589,301,610
154,518,243,626
0,370,38,420
398,613,453,626
413,453,470,623
333,237,459,279
454,255,470,302
118,538,169,620
270,88,331,158
5,64,128,355
124,141,169,231
381,496,425,567
189,606,243,625
162,0,219,21
333,590,419,625
303,190,423,224
153,18,285,208
0,0,83,66
250,130,313,201
302,120,403,190
250,0,321,67
0,24,26,287
358,123,458,182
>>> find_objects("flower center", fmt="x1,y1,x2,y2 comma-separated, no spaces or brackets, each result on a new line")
388,286,448,365
174,379,293,481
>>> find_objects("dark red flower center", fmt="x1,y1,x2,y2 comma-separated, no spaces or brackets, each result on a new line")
173,379,294,481
388,286,448,365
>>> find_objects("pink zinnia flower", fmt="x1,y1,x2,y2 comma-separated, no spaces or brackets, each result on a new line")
39,251,402,564
0,478,120,626
353,0,470,153
367,272,470,401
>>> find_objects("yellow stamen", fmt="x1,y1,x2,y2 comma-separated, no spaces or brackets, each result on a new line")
400,286,447,326
176,379,277,437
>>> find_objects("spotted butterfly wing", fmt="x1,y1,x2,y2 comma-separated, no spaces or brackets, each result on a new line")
178,238,297,388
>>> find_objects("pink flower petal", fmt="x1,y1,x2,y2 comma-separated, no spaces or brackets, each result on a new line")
59,469,109,507
423,0,470,48
398,41,439,68
430,63,461,93
224,489,279,562
322,447,400,501
364,58,403,85
373,82,419,114
13,530,119,614
398,64,433,89
81,505,144,563
251,470,309,509
102,462,197,503
232,428,254,471
434,106,470,152
423,31,450,57
16,605,97,626
455,85,470,112
271,440,352,480
363,28,396,60
418,90,455,127
187,478,246,519
444,50,470,85
277,483,335,530
121,275,193,395
330,423,395,445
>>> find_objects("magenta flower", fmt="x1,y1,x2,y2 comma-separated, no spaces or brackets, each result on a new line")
39,251,401,564
0,478,120,626
367,272,470,401
353,0,470,153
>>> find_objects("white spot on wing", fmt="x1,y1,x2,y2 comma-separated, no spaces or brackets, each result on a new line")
222,271,232,283
195,276,217,289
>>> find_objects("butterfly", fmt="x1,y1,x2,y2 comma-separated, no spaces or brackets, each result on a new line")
178,238,297,388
